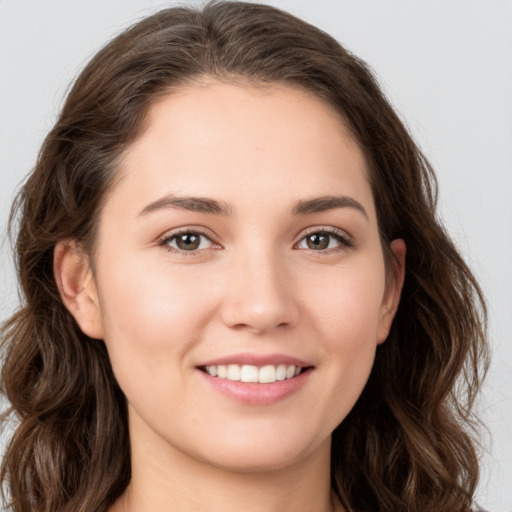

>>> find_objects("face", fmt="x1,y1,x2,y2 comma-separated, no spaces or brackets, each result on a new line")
62,80,404,474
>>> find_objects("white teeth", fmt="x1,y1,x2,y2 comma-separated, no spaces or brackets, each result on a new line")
204,364,304,383
227,364,241,381
276,364,287,381
259,365,276,383
240,365,259,383
206,365,218,377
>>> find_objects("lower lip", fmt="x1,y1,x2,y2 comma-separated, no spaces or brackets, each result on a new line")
197,368,313,406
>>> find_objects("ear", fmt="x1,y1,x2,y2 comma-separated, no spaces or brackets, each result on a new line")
376,238,406,344
54,240,104,339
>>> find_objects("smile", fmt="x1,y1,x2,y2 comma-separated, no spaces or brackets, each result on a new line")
202,364,304,383
197,363,313,406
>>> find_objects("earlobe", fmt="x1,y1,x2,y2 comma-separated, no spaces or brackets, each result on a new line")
377,238,406,344
54,241,104,339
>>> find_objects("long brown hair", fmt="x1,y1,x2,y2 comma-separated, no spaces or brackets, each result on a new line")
1,2,488,511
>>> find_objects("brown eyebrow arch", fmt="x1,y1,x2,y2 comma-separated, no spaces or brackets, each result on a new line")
292,195,369,220
138,194,368,220
138,195,233,217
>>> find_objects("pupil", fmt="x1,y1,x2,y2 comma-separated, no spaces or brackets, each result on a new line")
308,233,329,250
177,234,200,250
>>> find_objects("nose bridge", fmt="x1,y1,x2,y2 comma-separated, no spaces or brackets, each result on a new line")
220,241,298,333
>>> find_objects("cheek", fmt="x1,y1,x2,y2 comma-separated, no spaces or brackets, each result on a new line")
99,247,217,332
303,256,386,346
94,251,219,395
301,257,386,417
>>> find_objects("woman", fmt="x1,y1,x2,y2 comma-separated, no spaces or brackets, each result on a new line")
0,1,489,511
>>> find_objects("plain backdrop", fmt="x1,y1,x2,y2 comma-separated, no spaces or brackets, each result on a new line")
0,1,511,510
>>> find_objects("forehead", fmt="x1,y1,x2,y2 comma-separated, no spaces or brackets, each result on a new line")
109,80,375,220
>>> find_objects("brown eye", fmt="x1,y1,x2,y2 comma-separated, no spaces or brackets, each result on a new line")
162,231,214,253
306,233,330,250
175,233,201,250
297,230,353,252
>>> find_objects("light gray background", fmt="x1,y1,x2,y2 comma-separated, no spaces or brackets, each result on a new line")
1,1,511,510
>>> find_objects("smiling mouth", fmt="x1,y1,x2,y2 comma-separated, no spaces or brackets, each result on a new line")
198,364,311,384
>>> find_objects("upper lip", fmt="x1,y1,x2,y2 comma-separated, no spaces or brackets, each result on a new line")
197,353,313,368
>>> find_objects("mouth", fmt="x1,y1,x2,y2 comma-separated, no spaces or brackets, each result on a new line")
198,364,312,384
196,356,314,405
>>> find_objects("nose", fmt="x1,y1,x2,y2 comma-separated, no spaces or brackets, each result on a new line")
219,249,300,335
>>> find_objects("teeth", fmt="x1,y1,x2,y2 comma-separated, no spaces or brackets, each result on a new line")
241,365,259,382
227,364,241,381
276,364,287,381
205,364,303,383
259,365,276,384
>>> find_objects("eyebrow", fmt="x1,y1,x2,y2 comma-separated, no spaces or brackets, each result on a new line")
138,195,233,217
137,194,368,220
292,196,368,220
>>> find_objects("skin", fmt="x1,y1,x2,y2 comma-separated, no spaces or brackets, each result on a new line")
55,80,405,512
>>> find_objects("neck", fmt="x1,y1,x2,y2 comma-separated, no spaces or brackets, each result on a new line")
110,410,343,512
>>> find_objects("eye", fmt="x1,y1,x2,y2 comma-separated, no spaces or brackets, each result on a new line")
296,229,353,252
159,230,216,254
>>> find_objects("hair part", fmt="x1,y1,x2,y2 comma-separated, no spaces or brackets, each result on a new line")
1,2,488,511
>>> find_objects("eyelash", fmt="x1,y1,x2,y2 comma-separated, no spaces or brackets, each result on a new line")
158,228,220,256
158,227,354,256
297,227,354,252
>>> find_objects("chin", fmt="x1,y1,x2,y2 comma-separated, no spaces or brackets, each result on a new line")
191,429,329,475
202,449,307,475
